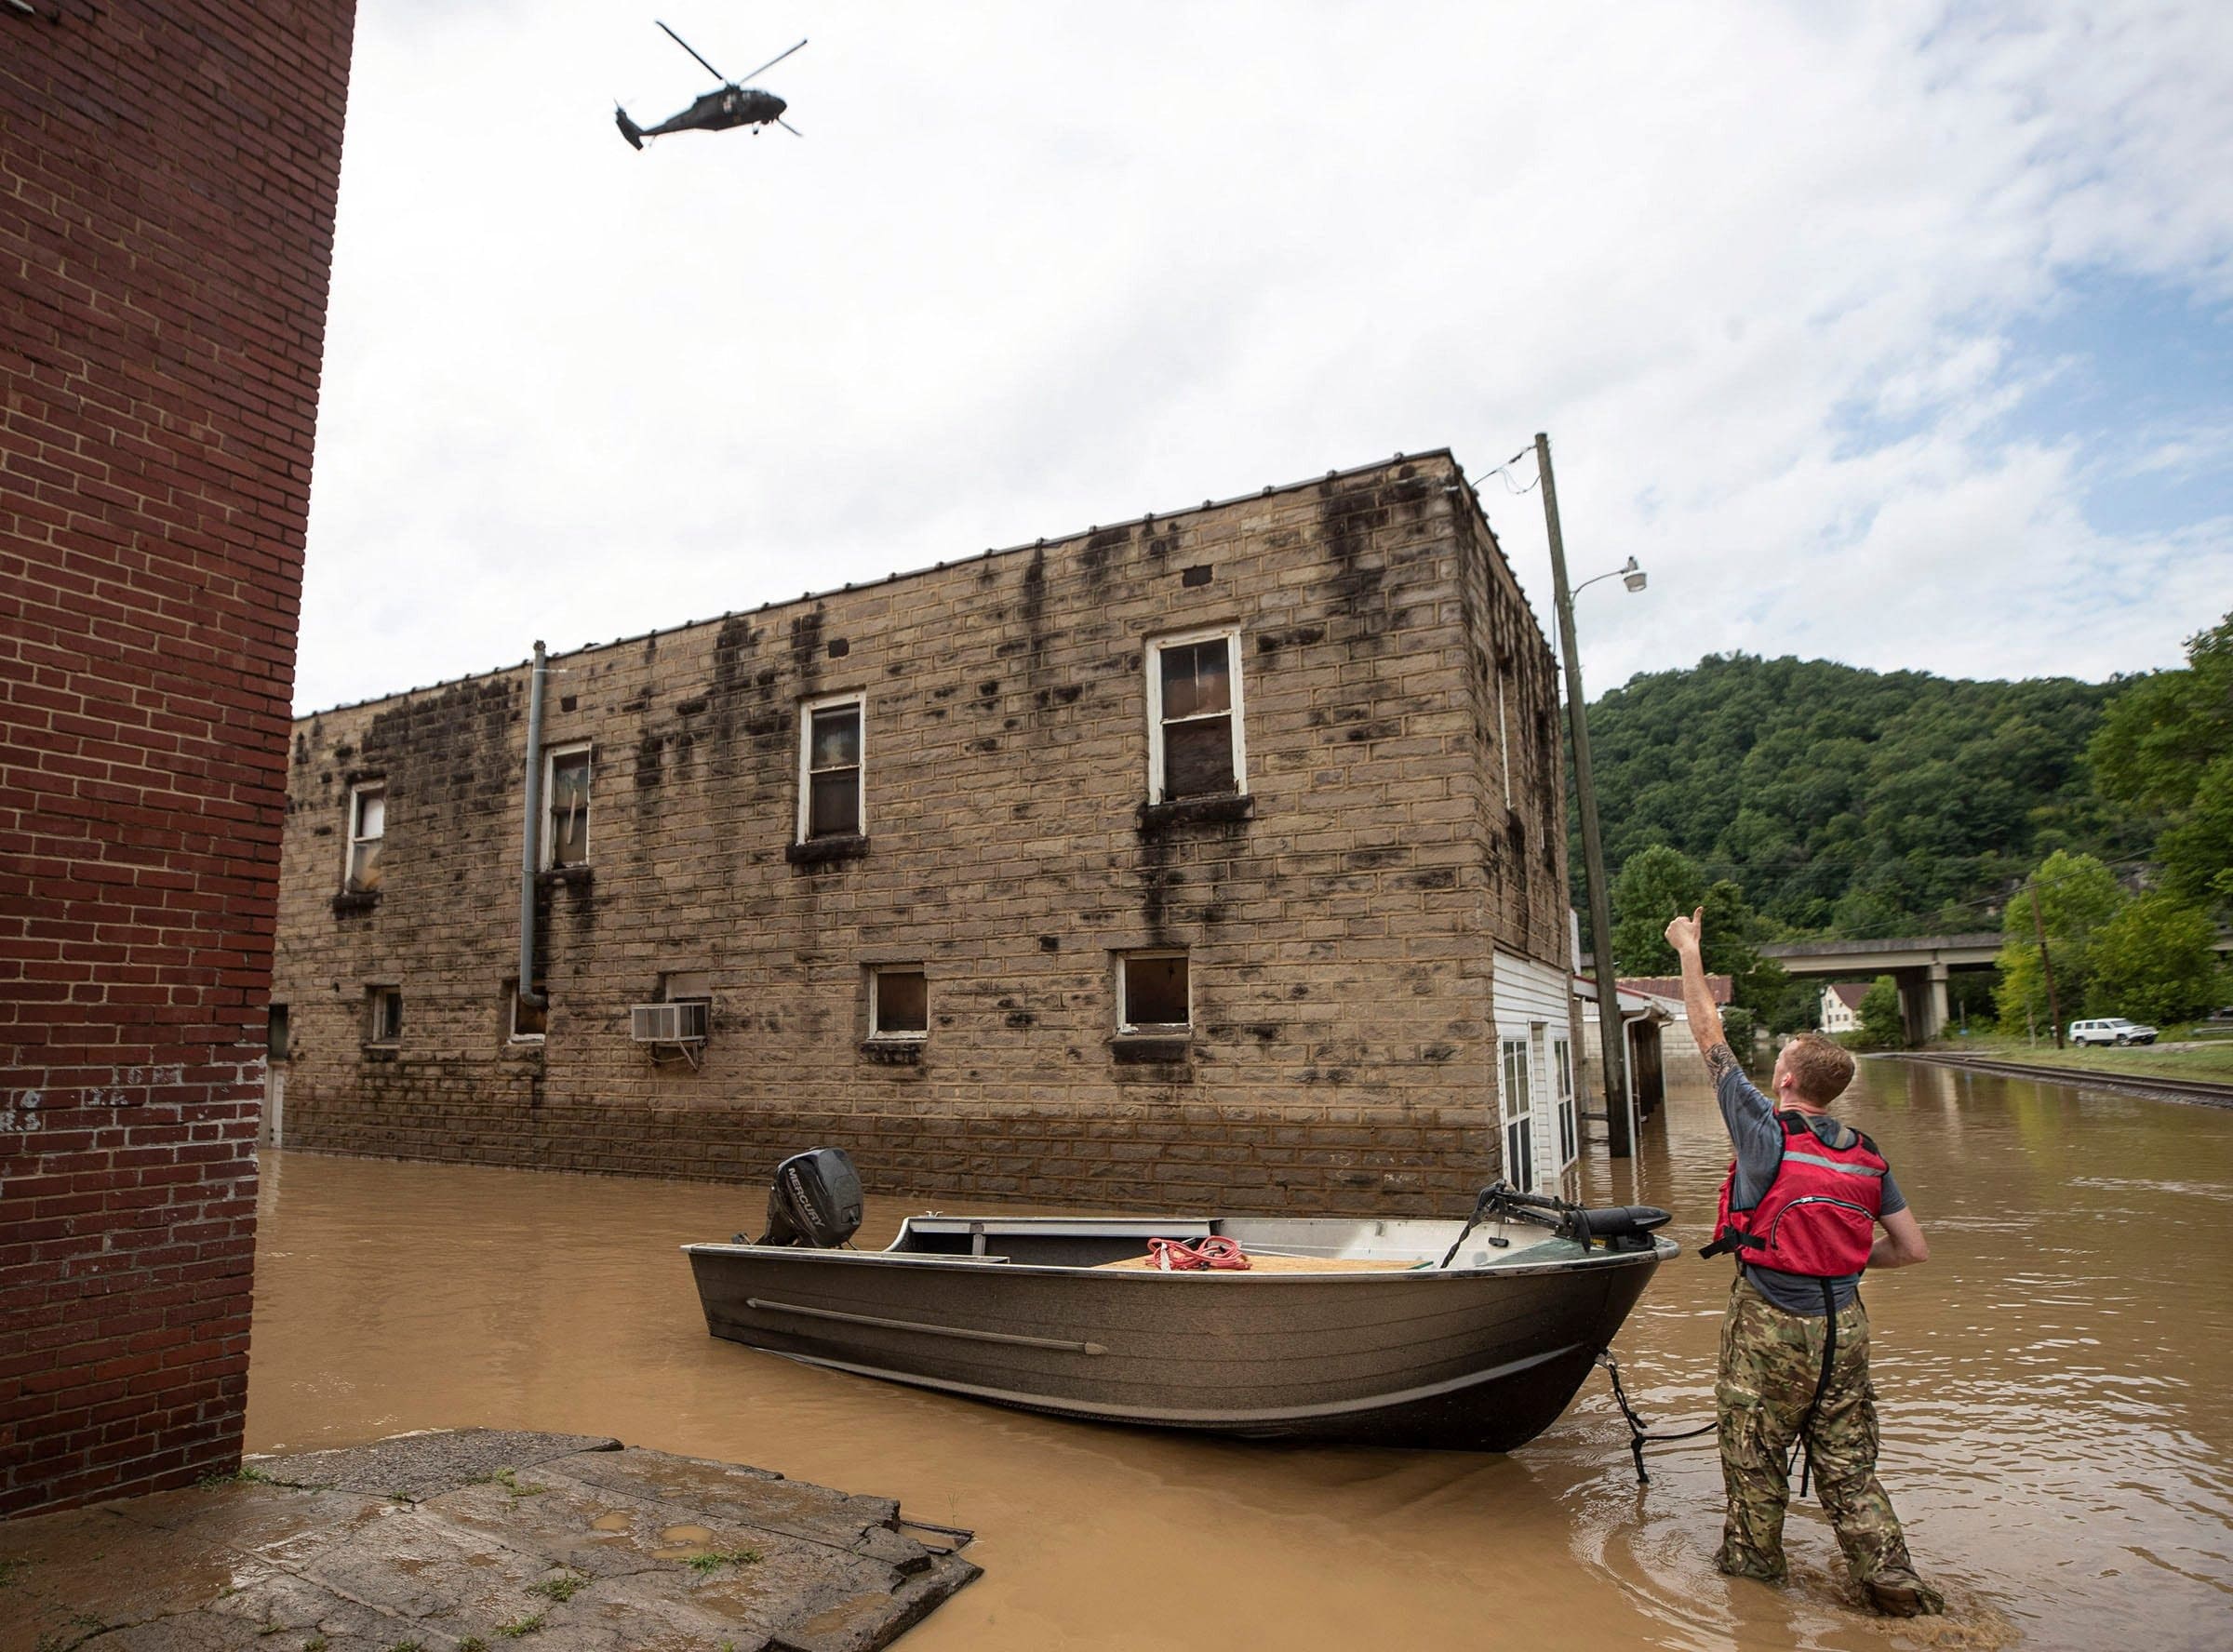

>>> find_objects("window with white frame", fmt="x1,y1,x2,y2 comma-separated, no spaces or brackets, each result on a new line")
798,695,864,841
505,977,547,1042
870,966,928,1040
345,781,385,891
1118,951,1190,1033
542,743,592,869
1552,1035,1577,1172
365,985,403,1046
1147,631,1245,803
1500,1036,1535,1192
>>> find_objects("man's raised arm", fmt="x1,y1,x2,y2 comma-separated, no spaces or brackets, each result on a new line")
1665,906,1740,1082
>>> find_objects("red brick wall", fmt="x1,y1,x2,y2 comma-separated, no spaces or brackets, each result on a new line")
1,1,355,1518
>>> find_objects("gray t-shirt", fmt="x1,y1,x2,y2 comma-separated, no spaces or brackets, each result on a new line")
1717,1065,1905,1316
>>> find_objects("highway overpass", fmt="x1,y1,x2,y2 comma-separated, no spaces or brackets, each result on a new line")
1758,933,2003,1041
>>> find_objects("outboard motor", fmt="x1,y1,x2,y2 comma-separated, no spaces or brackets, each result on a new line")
755,1148,864,1247
1568,1204,1674,1252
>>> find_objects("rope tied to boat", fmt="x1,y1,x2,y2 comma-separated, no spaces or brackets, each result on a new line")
1145,1235,1251,1272
1597,1350,1716,1485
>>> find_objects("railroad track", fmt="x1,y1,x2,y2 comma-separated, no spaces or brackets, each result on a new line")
1893,1050,2233,1108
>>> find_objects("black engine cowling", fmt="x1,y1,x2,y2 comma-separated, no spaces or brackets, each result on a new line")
756,1148,864,1247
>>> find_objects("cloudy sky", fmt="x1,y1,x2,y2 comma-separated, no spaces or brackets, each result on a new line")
294,1,2233,713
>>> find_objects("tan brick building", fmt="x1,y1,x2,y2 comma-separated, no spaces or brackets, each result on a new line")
271,451,1581,1215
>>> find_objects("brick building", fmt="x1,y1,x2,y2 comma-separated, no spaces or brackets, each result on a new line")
272,451,1583,1214
1,5,356,1515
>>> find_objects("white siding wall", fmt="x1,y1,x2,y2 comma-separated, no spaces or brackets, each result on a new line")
1493,952,1578,1192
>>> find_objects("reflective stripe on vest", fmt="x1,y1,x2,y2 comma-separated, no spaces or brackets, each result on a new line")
1709,1112,1887,1278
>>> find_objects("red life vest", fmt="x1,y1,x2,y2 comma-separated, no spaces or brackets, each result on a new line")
1706,1112,1888,1277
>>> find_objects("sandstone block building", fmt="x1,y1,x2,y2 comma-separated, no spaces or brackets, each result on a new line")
272,451,1582,1214
2,3,356,1515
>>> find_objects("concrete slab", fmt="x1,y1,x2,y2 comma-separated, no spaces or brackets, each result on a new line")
0,1430,977,1652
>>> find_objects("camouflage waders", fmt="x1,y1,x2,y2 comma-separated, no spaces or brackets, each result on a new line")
1715,1276,1943,1614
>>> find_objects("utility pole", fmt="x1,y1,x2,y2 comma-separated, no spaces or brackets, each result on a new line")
1538,433,1632,1158
2028,877,2064,1049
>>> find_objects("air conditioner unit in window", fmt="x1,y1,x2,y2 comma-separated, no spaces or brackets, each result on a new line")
630,1001,708,1044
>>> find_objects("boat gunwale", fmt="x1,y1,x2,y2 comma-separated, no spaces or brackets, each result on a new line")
680,1232,1678,1282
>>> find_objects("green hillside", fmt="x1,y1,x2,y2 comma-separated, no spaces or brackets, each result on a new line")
1576,654,2150,939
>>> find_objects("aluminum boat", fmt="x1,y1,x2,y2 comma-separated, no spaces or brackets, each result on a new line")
687,1162,1675,1452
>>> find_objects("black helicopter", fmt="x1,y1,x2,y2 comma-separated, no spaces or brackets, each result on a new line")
615,22,806,150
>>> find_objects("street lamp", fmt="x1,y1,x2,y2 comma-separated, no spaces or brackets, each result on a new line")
1534,433,1650,1159
1574,557,1648,598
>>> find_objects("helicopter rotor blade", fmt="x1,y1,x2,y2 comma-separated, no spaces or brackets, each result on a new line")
655,20,727,83
777,117,804,137
736,38,808,85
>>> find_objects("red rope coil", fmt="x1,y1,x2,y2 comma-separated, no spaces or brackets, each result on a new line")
1144,1236,1251,1272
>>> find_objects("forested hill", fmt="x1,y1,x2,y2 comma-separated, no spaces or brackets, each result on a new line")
1579,654,2148,938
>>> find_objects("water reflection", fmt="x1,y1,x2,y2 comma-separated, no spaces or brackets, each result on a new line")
246,1060,2233,1650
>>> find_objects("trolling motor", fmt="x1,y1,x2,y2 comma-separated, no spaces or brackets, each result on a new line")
751,1148,864,1247
1438,1181,1672,1266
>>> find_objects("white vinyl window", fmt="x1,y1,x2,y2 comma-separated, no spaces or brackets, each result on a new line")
345,782,385,891
1146,629,1246,803
541,743,592,869
870,966,929,1040
1552,1035,1577,1172
1118,952,1190,1033
798,694,865,841
1500,1036,1535,1192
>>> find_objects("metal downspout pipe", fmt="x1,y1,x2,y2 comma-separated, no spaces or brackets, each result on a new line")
518,640,548,1009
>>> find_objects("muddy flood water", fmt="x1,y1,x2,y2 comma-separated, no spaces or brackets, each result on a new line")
245,1061,2233,1651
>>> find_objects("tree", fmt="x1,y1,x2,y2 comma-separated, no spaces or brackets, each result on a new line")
2085,894,2221,1025
1609,848,1785,1016
2091,611,2233,910
1994,851,2125,1033
1857,976,1905,1050
1611,846,1705,974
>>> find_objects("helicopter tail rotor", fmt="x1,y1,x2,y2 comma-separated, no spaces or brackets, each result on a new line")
614,104,646,150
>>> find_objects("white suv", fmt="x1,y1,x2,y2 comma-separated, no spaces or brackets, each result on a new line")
2068,1018,2159,1046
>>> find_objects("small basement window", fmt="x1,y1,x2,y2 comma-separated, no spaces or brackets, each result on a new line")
267,1004,289,1062
505,978,547,1042
542,743,592,869
345,782,385,891
870,966,928,1039
799,695,864,841
1148,631,1245,803
1118,952,1190,1032
365,986,402,1046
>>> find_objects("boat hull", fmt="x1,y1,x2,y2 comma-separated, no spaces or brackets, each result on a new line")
686,1235,1670,1451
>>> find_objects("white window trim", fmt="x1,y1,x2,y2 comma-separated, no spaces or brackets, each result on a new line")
1143,627,1247,805
868,966,929,1041
365,985,402,1046
1117,949,1191,1033
796,692,867,843
539,741,593,871
1551,1034,1577,1174
507,979,546,1045
1500,1034,1536,1192
345,780,385,886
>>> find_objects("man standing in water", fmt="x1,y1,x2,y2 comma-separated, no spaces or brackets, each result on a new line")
1664,908,1945,1618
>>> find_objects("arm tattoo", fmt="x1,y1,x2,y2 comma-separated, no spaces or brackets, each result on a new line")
1704,1042,1741,1082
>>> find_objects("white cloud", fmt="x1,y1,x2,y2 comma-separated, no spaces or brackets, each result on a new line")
295,0,2233,712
